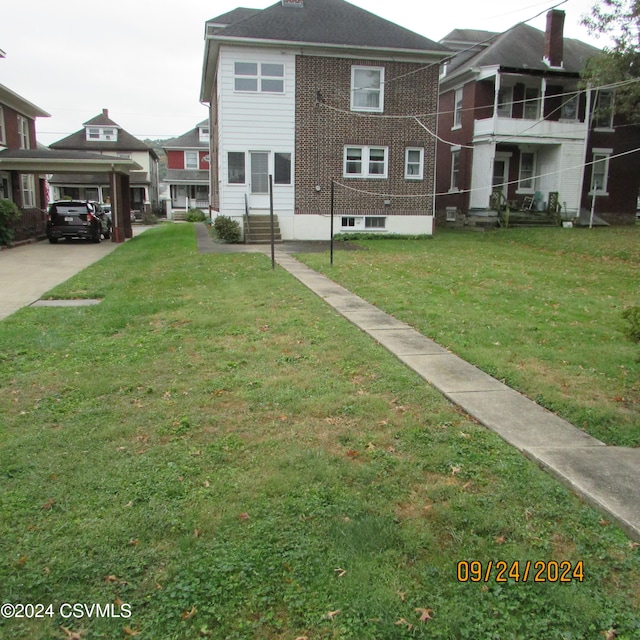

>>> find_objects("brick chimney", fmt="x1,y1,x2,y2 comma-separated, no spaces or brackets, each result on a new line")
102,108,109,118
544,9,565,68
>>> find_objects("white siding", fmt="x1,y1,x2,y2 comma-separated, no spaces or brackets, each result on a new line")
469,142,494,209
217,46,295,219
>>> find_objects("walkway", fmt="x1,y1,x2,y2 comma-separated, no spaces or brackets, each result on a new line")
197,226,640,541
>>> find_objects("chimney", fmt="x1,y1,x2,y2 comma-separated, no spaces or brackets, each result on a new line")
102,108,109,118
544,9,565,68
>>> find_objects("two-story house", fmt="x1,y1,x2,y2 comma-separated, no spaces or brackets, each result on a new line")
163,120,210,217
0,81,50,211
200,0,450,240
49,110,160,214
436,10,640,227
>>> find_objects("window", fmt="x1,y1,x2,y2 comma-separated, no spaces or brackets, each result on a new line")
228,152,245,183
341,217,356,227
17,116,30,149
0,106,6,146
365,217,385,229
497,86,513,117
343,146,388,178
199,126,210,143
88,128,100,139
592,91,614,129
524,87,540,120
560,93,579,121
85,127,118,142
590,149,611,194
234,62,284,93
274,152,291,185
185,151,199,170
351,67,384,112
453,88,463,128
405,148,424,180
21,174,35,207
450,149,460,191
518,151,536,191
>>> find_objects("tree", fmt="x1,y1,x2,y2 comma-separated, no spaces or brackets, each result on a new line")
581,0,640,120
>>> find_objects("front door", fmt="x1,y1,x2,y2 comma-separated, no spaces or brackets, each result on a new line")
249,151,270,209
492,155,510,202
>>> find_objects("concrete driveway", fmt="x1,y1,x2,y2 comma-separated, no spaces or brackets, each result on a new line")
0,229,147,321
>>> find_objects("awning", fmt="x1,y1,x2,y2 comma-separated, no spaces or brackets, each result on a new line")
0,148,141,174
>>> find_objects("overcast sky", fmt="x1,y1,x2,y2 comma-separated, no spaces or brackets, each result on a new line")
1,0,607,147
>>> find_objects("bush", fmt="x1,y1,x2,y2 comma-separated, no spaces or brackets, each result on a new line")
0,199,21,247
141,211,158,225
213,215,242,243
622,306,640,343
184,208,207,222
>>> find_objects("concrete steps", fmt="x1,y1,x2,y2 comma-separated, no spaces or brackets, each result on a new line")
245,214,282,244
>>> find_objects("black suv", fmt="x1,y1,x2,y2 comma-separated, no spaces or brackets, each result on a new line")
46,201,111,244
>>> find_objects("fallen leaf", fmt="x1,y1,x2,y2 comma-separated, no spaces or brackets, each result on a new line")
326,609,341,620
194,529,201,538
123,627,140,637
346,448,359,459
600,519,611,527
238,512,250,521
395,618,413,631
334,567,347,578
16,555,27,565
181,606,197,620
128,539,139,546
415,607,434,622
494,535,506,544
60,626,84,639
104,575,119,583
602,629,617,640
450,466,461,475
42,498,55,510
396,591,406,601
203,480,210,488
629,541,639,549
114,596,124,607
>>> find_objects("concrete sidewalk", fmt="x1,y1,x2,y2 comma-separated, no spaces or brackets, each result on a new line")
197,228,640,541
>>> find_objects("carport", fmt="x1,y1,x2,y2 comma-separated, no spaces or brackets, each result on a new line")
0,148,141,242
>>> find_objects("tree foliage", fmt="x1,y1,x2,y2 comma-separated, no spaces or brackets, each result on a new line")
581,0,640,119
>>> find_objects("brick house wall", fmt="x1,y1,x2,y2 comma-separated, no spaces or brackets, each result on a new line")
295,55,439,218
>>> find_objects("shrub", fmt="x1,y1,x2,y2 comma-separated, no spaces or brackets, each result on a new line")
141,211,158,225
622,306,640,343
213,215,242,243
184,208,207,222
0,199,21,247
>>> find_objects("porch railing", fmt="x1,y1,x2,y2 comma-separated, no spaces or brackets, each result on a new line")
8,208,47,244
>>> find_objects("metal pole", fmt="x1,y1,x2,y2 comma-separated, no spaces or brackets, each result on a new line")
589,191,596,229
269,174,275,270
330,180,334,266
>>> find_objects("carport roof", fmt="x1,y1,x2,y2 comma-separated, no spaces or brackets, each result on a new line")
0,148,142,174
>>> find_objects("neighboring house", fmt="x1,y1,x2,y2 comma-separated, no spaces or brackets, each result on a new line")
200,0,450,240
49,109,160,213
0,82,50,211
163,120,210,216
436,10,640,227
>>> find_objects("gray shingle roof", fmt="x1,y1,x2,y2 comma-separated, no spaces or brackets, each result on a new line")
207,7,262,28
444,22,600,76
164,122,209,149
164,169,209,183
211,0,448,53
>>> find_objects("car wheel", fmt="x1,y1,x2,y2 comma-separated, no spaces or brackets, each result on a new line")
48,237,58,244
103,225,111,240
92,232,101,243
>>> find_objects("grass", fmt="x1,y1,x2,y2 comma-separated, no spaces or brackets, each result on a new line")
302,226,640,447
0,224,638,640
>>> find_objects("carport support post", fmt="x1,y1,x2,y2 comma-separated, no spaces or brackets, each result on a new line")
109,170,127,243
330,180,335,266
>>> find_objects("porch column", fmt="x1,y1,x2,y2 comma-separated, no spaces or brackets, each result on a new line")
122,175,132,238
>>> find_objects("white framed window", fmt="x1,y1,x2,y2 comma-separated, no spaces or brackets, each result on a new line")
405,148,424,180
85,127,118,142
450,148,460,191
234,62,284,93
592,91,614,129
0,106,5,146
560,93,579,121
590,149,612,194
227,152,245,184
185,151,199,170
198,126,210,143
343,146,388,178
497,86,513,117
518,151,536,192
351,66,384,113
453,88,463,128
524,87,540,120
21,174,35,207
17,116,30,149
365,217,386,229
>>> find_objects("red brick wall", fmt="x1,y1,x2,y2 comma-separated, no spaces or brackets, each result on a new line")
295,55,439,217
1,104,37,150
167,150,184,170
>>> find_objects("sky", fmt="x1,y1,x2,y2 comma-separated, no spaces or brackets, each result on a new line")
1,0,609,147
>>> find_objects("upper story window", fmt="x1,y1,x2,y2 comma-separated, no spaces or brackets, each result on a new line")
405,148,424,180
523,87,540,120
590,148,612,194
185,151,199,170
198,126,210,143
344,145,388,178
592,91,614,129
351,66,384,113
560,93,579,121
17,115,30,149
450,148,461,191
0,106,5,146
86,127,118,142
234,62,284,93
497,86,513,117
453,88,463,128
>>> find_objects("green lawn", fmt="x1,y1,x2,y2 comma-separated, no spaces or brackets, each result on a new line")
301,226,640,447
0,224,638,640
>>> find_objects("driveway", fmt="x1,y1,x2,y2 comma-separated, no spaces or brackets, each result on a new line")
0,229,147,321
